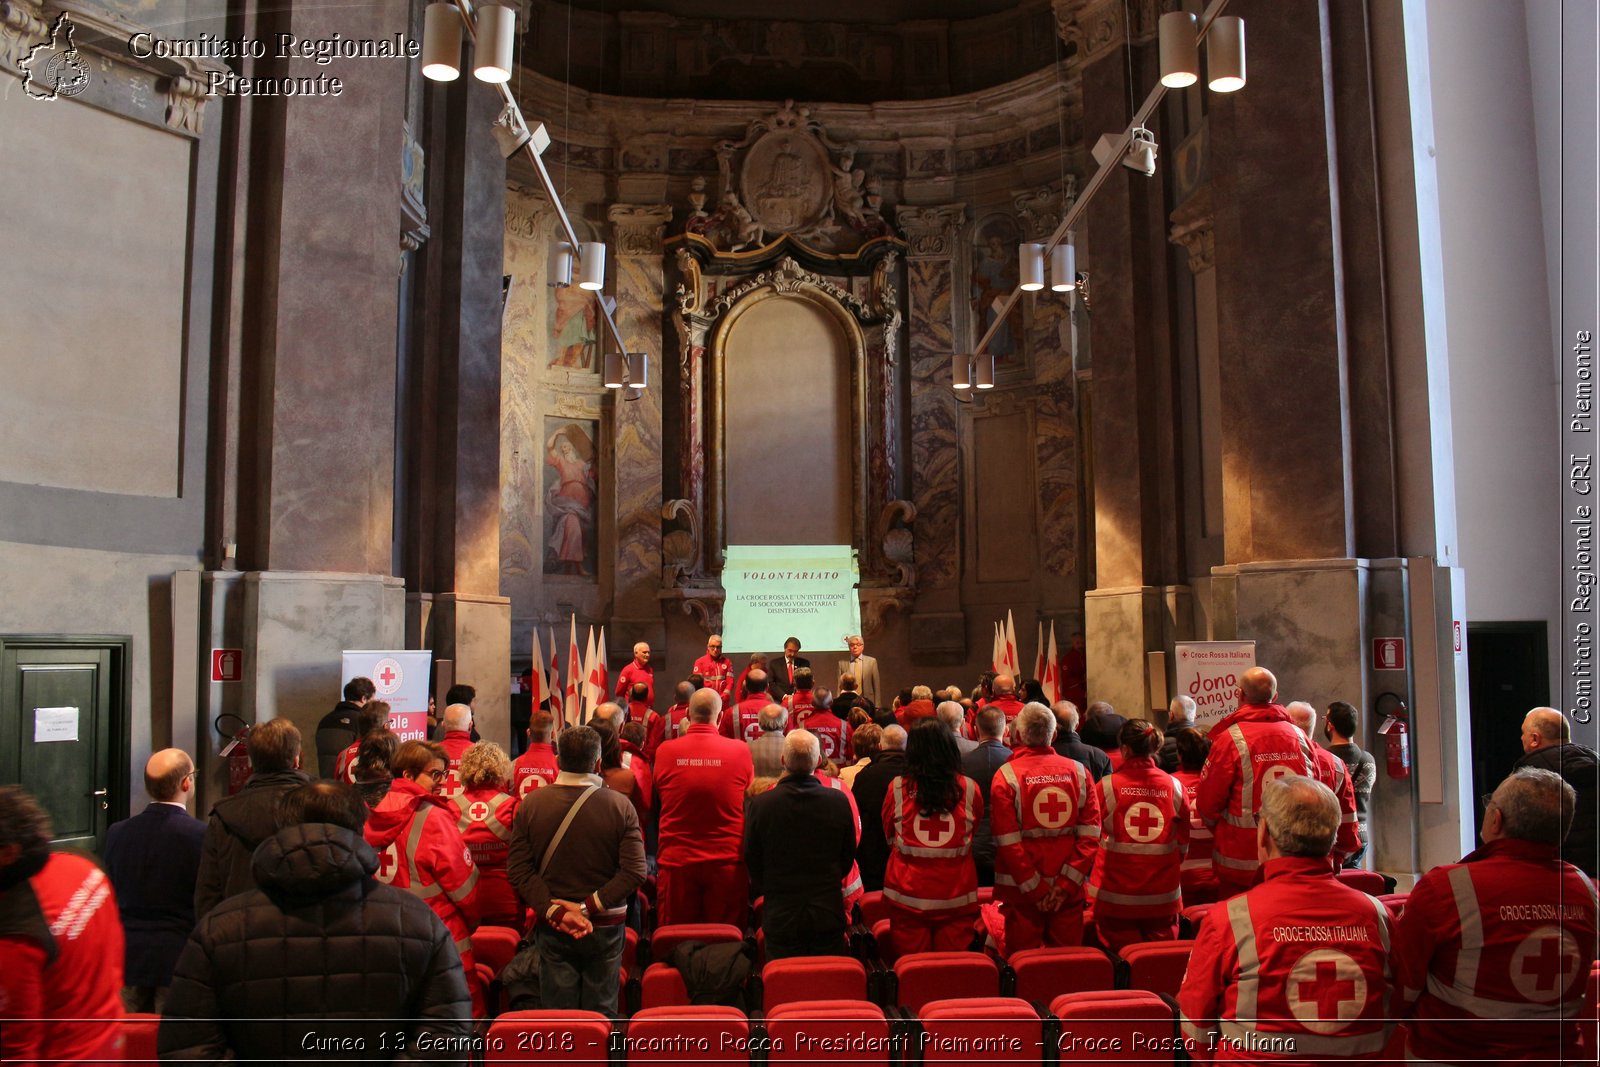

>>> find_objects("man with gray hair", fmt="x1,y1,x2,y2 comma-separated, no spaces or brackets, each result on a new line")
747,704,788,777
1050,700,1111,781
851,723,908,891
1179,775,1395,1060
962,706,1011,886
1395,767,1598,1063
1157,694,1201,773
744,730,858,958
990,703,1100,949
1284,700,1362,865
1512,706,1597,875
939,700,979,757
437,702,475,801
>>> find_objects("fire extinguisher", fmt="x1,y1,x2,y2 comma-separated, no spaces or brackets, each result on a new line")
1375,692,1411,779
216,713,252,795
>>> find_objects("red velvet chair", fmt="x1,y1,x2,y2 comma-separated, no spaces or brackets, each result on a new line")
1335,868,1388,895
639,962,693,1009
485,1010,612,1065
472,925,522,976
767,1000,891,1066
123,1012,161,1065
1119,940,1195,998
626,1006,748,1064
858,891,892,927
918,997,1040,1065
1049,990,1176,1066
1006,946,1116,1003
762,954,869,1012
1377,892,1409,917
646,922,745,965
893,951,999,1013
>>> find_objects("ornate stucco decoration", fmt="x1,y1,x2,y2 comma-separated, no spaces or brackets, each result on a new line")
1169,187,1214,274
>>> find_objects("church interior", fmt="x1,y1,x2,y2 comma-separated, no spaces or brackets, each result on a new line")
0,0,1594,959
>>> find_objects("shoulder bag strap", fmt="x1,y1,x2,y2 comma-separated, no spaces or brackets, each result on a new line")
538,783,601,876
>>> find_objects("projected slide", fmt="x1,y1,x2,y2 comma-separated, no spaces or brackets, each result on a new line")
721,545,861,654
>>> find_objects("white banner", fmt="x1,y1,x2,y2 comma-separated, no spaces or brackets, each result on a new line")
721,545,861,654
342,650,433,742
1174,641,1256,729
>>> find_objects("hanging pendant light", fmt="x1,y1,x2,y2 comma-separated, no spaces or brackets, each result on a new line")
420,2,462,81
975,353,996,389
625,351,649,390
1019,243,1045,291
1159,11,1200,88
1208,16,1247,92
547,242,573,288
603,351,625,389
473,4,516,83
952,353,973,390
578,242,606,291
1051,241,1077,292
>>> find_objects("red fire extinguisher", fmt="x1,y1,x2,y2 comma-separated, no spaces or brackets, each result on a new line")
217,714,253,795
1376,693,1411,779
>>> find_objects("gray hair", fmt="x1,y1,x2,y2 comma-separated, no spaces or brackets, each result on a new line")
936,701,966,732
1284,701,1316,735
443,702,473,732
1052,700,1079,733
912,684,934,702
687,687,723,723
1168,695,1196,723
1014,703,1057,748
880,724,908,750
1494,767,1576,846
757,704,788,732
1260,774,1339,858
782,729,821,776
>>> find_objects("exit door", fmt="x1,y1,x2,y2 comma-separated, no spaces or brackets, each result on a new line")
0,636,130,852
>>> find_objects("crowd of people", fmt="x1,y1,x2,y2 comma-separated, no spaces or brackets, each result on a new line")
0,632,1595,1064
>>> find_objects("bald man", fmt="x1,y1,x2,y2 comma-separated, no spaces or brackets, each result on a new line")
1284,701,1363,865
1512,707,1598,875
103,748,205,1011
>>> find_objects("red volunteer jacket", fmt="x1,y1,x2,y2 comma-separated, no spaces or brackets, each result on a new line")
1173,768,1219,902
620,742,654,810
990,745,1100,909
0,852,125,1065
456,785,522,927
365,777,481,963
693,653,735,700
881,774,983,913
615,662,655,705
1088,755,1190,917
1196,704,1316,887
654,724,755,866
797,710,853,765
512,743,559,798
334,739,361,784
722,695,773,742
665,701,692,741
786,691,816,723
824,774,866,913
438,730,474,802
640,708,668,763
1178,856,1396,1062
1393,837,1599,1063
1307,742,1363,862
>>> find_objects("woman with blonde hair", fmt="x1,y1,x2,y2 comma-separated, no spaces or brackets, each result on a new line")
456,741,522,929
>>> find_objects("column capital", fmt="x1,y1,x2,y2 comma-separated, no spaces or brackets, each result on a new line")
1169,188,1215,275
1013,181,1077,242
607,203,675,256
1053,0,1162,61
896,203,967,259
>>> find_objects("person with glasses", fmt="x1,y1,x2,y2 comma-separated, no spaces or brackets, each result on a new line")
103,748,205,1012
364,740,483,1015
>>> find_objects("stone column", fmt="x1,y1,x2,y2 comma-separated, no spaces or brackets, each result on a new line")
607,203,674,651
898,203,968,661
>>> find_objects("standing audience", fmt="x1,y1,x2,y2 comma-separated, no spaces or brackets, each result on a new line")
852,723,909,892
1285,700,1363,865
353,727,399,808
962,706,1012,888
748,704,788,778
1051,700,1112,781
1324,700,1376,868
195,718,310,918
839,722,881,788
1511,707,1598,875
1157,694,1200,773
317,676,373,780
455,742,522,928
1170,729,1218,905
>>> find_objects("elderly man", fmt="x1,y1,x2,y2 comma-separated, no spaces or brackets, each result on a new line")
1394,768,1598,1063
1284,700,1363,865
693,634,735,703
1050,700,1111,781
991,703,1101,950
1195,667,1315,897
986,673,1025,728
851,723,908,892
962,706,1011,886
1157,694,1200,773
653,687,754,925
436,702,475,801
104,748,205,1012
724,669,776,742
748,704,788,777
940,700,978,756
744,730,858,958
1511,707,1597,875
615,642,654,705
1179,775,1396,1061
837,635,881,706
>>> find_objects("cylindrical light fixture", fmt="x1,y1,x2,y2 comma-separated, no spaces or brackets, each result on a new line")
473,4,516,83
547,242,573,288
626,351,649,390
1158,11,1199,88
1207,16,1246,92
975,352,996,389
952,353,973,390
578,242,606,290
1019,243,1045,291
421,2,462,81
1051,241,1077,292
603,351,625,389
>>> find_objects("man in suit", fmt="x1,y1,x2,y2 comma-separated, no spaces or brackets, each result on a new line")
837,635,881,707
768,636,810,704
103,747,206,1012
961,707,1012,887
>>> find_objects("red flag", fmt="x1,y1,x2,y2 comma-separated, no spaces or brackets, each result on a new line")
547,626,563,725
566,616,582,726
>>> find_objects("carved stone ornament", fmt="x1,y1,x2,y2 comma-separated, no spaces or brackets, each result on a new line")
896,204,967,259
1053,0,1164,64
608,203,674,256
505,185,554,241
401,121,429,256
1014,180,1078,242
706,256,879,324
1169,187,1214,274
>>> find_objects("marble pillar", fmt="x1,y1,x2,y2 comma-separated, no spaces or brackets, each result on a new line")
898,204,968,658
608,204,673,652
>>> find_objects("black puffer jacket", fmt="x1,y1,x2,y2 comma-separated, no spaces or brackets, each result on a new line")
194,768,311,918
1515,742,1600,876
160,823,472,1062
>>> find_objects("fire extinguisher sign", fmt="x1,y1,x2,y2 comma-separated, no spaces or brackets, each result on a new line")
1372,638,1406,672
211,649,243,683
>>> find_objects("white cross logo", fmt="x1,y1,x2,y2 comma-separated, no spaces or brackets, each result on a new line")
1124,801,1166,843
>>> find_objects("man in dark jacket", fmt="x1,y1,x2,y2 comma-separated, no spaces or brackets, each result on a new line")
851,724,909,892
194,719,310,918
317,676,375,780
1513,707,1599,875
104,748,205,1012
160,781,472,1060
1050,701,1111,781
1157,695,1203,773
745,730,857,958
960,707,1011,886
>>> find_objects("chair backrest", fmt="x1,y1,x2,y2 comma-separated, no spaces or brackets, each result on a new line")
1179,903,1214,938
640,962,692,1009
1377,892,1408,917
472,925,522,976
624,926,641,972
647,922,746,964
859,890,892,927
1008,946,1115,1003
870,917,897,964
763,955,869,1012
1335,868,1388,895
627,1006,748,1064
1049,990,1174,1065
486,1010,613,1065
893,952,1000,1013
123,1012,161,1064
919,997,1040,1065
767,1001,890,1065
1120,940,1196,999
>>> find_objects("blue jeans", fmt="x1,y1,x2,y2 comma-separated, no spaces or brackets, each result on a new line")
535,923,626,1015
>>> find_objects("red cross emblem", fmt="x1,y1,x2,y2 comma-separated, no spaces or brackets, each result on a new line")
1124,801,1166,843
1032,786,1075,830
440,769,464,799
819,731,837,758
376,844,399,884
468,801,490,823
744,720,762,742
1286,949,1366,1033
1262,763,1294,787
518,774,544,798
912,811,957,848
373,657,403,695
1511,926,1581,1002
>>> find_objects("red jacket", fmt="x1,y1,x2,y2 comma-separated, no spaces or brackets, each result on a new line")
640,709,667,763
1088,755,1190,917
511,744,558,798
1173,768,1219,902
665,701,692,741
1393,837,1599,1063
881,774,983,914
365,778,480,962
824,775,865,914
654,724,754,866
1177,856,1397,1062
991,746,1101,909
1196,704,1316,887
797,710,853,765
693,654,736,700
456,786,521,927
723,695,773,742
615,662,655,705
0,852,125,1065
438,730,474,803
334,739,361,784
1307,741,1363,862
626,699,653,726
620,742,654,810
